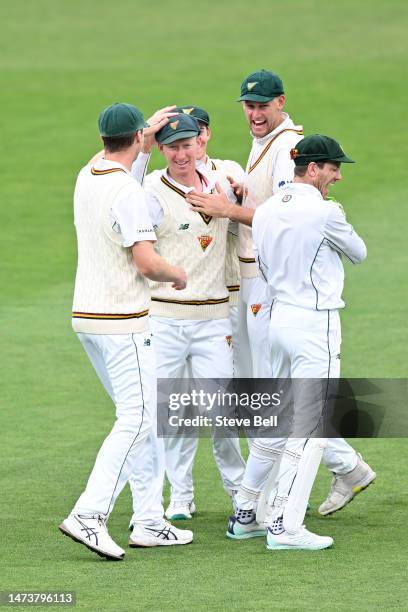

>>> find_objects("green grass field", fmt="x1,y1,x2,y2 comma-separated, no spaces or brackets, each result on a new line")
1,1,407,610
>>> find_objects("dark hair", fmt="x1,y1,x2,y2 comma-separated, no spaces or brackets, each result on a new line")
293,160,340,177
102,133,138,153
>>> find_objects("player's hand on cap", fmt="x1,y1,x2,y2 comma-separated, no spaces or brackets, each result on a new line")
186,183,232,218
142,105,178,153
172,266,187,290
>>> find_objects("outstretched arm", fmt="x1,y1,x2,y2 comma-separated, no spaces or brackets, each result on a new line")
186,183,254,227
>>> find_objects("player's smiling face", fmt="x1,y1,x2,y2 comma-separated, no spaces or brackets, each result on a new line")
242,96,285,138
160,137,199,179
313,162,342,198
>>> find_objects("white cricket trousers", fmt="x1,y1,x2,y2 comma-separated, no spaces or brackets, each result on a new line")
236,276,273,378
236,304,342,510
72,332,155,520
129,317,246,523
238,277,357,472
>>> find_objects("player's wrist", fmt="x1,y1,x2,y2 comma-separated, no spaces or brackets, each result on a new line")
227,202,240,221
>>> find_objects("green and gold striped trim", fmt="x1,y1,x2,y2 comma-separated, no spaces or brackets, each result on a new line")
248,129,304,174
160,175,213,226
72,310,149,320
152,297,229,306
91,167,126,176
238,256,256,263
227,285,240,292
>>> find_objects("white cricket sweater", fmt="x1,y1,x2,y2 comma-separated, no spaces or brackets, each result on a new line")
239,115,303,278
147,172,230,319
206,158,243,306
72,163,151,333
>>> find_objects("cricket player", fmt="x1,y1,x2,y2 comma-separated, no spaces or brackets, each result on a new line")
229,134,367,550
131,105,246,520
179,104,245,346
186,70,375,516
59,103,193,559
128,113,246,528
133,104,245,347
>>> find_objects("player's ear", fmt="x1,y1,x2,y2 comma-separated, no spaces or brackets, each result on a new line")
276,94,285,110
307,162,317,178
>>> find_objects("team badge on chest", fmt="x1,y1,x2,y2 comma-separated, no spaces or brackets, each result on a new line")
197,235,213,251
250,304,262,316
225,335,232,347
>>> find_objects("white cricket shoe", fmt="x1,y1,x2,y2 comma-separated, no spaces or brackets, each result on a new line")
165,500,196,520
266,519,333,551
59,514,125,560
319,453,376,516
129,521,193,547
226,511,266,540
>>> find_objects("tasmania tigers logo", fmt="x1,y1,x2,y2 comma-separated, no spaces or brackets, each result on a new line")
226,335,232,347
251,304,262,316
197,235,213,251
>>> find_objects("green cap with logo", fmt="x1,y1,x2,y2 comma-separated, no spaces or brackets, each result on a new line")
177,105,210,126
238,69,284,102
290,134,355,166
155,113,200,145
98,102,147,137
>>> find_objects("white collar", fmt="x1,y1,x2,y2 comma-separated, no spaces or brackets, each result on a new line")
163,167,215,194
94,158,130,174
287,182,323,198
252,113,295,145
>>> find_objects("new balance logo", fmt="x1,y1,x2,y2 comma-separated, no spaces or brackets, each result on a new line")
178,223,190,230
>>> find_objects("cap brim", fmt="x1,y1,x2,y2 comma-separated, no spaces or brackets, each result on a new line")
237,93,281,102
335,155,355,163
158,130,199,145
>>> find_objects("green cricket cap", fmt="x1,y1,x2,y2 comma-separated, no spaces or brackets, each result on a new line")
177,105,210,126
290,134,355,166
238,69,284,102
98,102,147,137
156,113,200,145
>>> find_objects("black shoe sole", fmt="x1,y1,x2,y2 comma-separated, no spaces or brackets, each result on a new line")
59,525,124,561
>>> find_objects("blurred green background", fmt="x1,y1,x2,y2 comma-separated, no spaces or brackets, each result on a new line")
0,1,407,610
